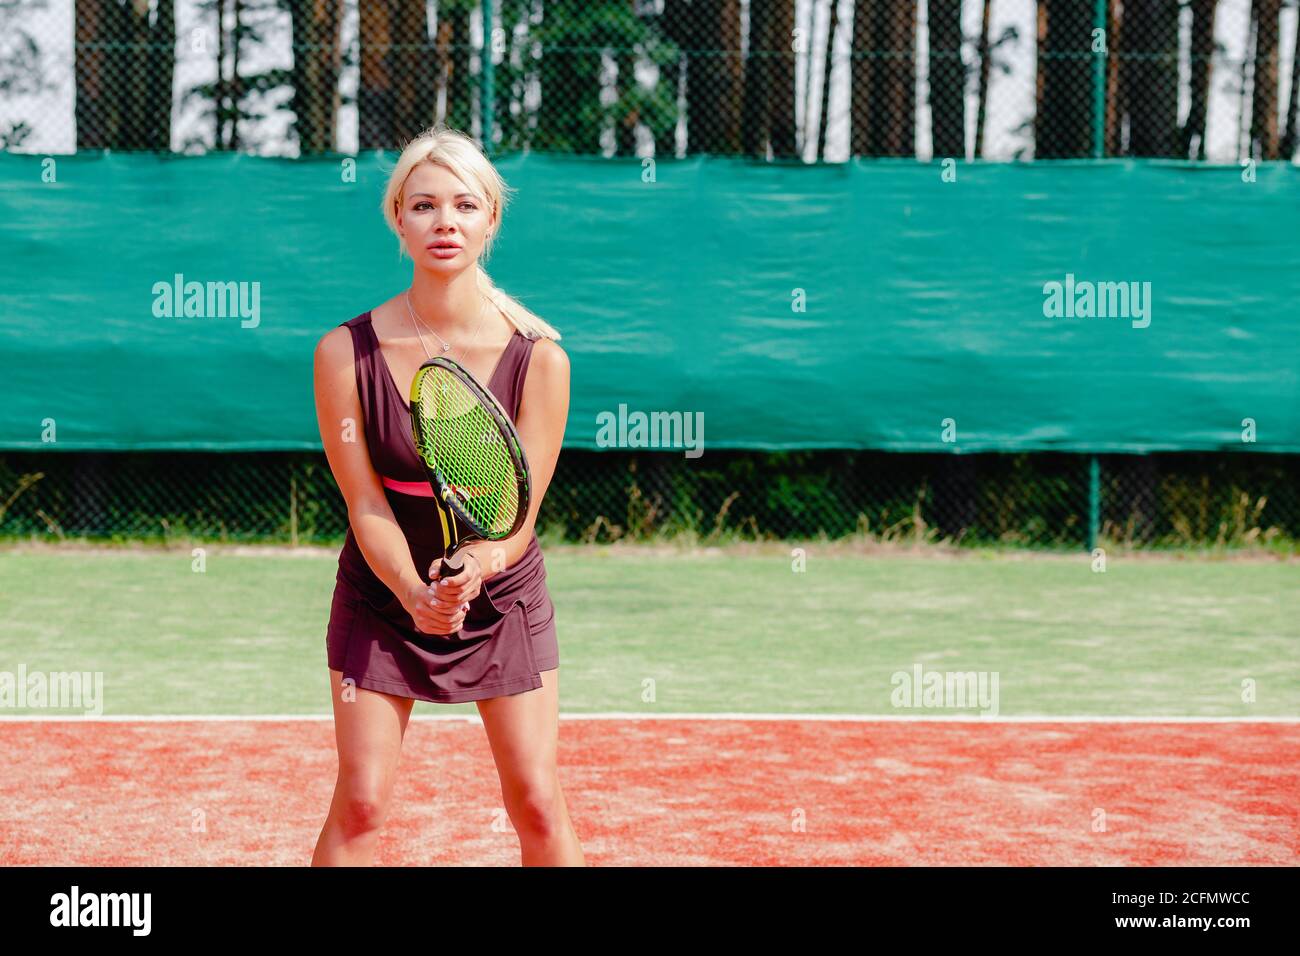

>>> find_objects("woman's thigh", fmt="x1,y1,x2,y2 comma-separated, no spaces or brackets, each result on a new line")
475,668,560,787
328,668,415,790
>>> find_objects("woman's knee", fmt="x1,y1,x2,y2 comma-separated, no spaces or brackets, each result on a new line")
506,774,564,837
335,779,393,837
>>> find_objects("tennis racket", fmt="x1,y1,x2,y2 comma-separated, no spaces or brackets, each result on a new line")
408,356,532,626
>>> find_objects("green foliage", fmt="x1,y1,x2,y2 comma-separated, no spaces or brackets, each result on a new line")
0,451,1295,553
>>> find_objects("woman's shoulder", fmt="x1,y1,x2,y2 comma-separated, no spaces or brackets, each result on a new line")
527,336,569,374
314,323,354,365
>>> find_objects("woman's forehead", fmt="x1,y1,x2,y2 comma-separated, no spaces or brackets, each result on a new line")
406,163,480,198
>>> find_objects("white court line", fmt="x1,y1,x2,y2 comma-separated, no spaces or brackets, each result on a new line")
0,713,1296,724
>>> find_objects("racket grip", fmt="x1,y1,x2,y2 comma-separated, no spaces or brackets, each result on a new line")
431,552,467,639
438,552,465,580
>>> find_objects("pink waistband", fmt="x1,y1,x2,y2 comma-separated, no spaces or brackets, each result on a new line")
381,476,435,497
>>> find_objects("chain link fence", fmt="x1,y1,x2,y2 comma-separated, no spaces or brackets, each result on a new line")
1,451,1295,551
2,1,1296,161
4,3,1295,553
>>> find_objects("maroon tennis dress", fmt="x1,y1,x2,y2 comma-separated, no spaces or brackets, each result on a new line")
324,309,559,703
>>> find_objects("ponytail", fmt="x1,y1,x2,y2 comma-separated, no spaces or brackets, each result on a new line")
476,263,561,342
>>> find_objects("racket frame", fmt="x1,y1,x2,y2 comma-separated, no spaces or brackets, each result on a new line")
407,355,532,584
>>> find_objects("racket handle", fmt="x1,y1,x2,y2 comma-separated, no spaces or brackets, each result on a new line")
431,552,466,639
438,552,465,580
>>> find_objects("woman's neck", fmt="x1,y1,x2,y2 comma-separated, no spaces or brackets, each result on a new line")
407,268,483,336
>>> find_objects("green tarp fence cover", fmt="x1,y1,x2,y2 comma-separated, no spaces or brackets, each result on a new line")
1,152,1296,452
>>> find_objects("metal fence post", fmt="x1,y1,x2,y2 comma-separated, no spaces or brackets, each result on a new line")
1087,455,1100,551
1092,0,1107,158
481,0,495,156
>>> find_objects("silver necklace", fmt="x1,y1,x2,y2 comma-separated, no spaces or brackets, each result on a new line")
406,290,486,364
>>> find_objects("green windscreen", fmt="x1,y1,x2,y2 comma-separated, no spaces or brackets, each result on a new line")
0,152,1296,453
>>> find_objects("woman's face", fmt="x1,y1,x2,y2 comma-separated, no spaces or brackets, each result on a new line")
396,162,493,271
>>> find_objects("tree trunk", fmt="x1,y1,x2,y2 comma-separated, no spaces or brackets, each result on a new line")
76,1,116,149
1104,0,1122,154
873,0,916,156
815,0,841,158
849,0,870,155
1036,0,1094,158
230,0,244,150
1118,0,1179,156
767,0,797,157
1283,1,1300,157
216,0,228,148
849,1,916,157
1181,0,1218,159
287,0,343,155
929,0,965,159
1237,8,1254,159
358,0,393,149
76,0,175,150
740,0,772,155
138,0,176,150
654,1,693,157
360,0,437,150
974,0,991,157
390,0,435,145
680,0,737,156
444,0,473,137
1249,0,1281,158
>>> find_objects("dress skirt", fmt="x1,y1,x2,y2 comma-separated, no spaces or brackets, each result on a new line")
325,564,559,704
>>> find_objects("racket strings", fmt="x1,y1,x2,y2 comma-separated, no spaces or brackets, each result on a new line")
414,368,521,536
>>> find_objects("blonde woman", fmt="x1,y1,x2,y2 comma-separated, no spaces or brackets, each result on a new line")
311,125,583,866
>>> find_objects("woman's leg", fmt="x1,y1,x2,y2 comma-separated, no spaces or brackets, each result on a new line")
312,669,415,866
476,667,585,866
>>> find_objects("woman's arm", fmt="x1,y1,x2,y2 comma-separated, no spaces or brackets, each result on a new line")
313,326,427,604
461,336,570,581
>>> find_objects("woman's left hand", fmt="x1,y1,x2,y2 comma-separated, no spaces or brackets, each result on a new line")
426,551,483,623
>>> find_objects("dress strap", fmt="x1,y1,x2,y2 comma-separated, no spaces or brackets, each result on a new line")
496,333,538,421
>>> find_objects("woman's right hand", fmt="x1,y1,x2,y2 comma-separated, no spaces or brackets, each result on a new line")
403,579,470,635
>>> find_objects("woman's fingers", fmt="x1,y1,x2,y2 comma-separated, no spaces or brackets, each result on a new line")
426,587,473,612
431,579,479,604
412,601,470,634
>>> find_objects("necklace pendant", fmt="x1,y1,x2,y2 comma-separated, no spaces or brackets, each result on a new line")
441,343,451,352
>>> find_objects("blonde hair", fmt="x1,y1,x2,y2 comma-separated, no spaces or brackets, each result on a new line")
380,124,561,341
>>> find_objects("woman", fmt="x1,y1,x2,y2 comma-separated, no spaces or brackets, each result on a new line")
310,125,583,866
